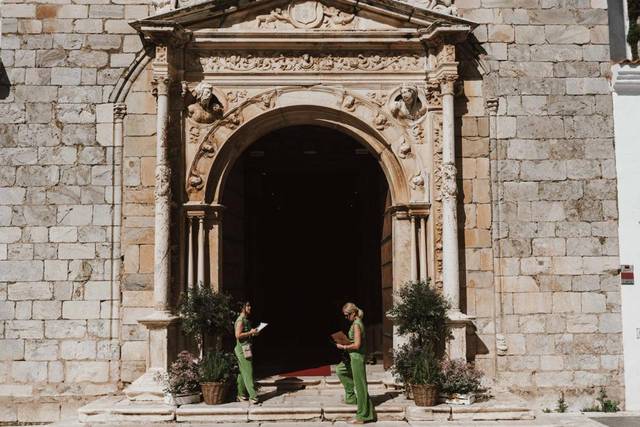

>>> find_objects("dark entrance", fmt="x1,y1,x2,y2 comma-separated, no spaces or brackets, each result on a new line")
222,125,388,377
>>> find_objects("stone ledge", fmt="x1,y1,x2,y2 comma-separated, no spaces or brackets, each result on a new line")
248,405,322,421
176,403,249,422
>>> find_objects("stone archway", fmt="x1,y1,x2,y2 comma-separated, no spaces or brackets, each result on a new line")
124,0,477,398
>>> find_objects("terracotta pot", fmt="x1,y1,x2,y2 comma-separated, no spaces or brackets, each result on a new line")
201,382,227,405
411,383,437,407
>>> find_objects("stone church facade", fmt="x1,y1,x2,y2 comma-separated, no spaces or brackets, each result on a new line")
0,0,623,422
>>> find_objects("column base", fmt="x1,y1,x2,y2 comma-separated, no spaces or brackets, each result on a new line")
124,368,167,401
125,310,179,401
446,310,475,361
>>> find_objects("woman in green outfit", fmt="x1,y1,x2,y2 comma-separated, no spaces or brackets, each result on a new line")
335,302,377,424
234,301,260,404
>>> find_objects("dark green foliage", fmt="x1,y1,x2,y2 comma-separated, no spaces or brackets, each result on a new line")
388,281,451,348
597,388,620,413
556,392,568,413
629,0,640,60
439,358,483,394
391,281,452,387
409,345,441,385
200,350,237,383
178,284,235,351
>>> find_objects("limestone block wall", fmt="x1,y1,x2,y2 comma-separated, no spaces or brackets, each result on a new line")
457,0,624,409
0,0,150,422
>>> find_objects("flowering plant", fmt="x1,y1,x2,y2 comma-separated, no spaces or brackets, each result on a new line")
161,351,201,395
438,358,483,394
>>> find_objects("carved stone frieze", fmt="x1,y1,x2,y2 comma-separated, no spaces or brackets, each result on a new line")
255,1,355,29
252,90,277,110
373,112,389,131
427,0,458,16
341,92,358,112
225,90,248,109
366,91,389,107
188,51,425,73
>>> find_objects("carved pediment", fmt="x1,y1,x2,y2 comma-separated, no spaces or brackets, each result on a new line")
131,0,476,37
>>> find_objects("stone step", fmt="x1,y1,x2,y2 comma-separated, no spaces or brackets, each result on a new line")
256,375,386,390
78,394,535,424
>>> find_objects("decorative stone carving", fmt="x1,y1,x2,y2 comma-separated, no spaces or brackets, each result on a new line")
410,123,424,142
426,81,442,108
151,0,174,13
341,92,358,112
440,163,457,200
155,165,172,199
427,0,458,16
225,90,248,109
113,103,127,121
410,171,424,189
254,90,277,110
155,46,168,64
373,112,389,131
188,174,203,190
486,97,499,114
201,141,216,158
366,91,389,107
398,138,411,159
219,110,242,130
191,51,424,73
255,1,355,29
496,334,508,356
184,81,224,124
389,84,427,122
187,126,200,144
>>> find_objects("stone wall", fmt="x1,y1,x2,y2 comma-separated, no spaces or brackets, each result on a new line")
0,0,149,422
0,0,625,421
457,0,624,409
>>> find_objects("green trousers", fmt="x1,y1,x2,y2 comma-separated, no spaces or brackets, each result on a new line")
234,344,257,400
336,353,376,422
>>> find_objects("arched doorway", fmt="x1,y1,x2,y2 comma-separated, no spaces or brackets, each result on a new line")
221,125,389,377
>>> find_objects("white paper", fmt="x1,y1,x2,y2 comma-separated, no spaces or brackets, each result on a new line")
256,322,268,332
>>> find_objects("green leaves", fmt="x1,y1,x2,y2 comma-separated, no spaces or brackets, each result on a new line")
200,350,237,383
178,284,235,349
388,280,451,349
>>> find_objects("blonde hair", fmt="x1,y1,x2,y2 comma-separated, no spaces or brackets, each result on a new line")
342,302,364,320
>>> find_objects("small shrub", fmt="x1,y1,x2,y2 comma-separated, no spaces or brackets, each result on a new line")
555,392,568,413
542,408,552,413
160,351,201,395
178,285,235,352
439,358,483,395
200,350,237,383
388,281,451,348
597,388,620,413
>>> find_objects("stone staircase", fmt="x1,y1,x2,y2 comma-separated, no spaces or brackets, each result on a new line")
78,367,535,424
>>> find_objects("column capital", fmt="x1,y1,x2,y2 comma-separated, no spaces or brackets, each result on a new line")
151,76,172,98
439,74,457,96
486,97,499,115
184,203,225,221
113,103,127,121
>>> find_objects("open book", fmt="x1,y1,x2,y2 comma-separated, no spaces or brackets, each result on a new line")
330,331,351,346
256,322,268,333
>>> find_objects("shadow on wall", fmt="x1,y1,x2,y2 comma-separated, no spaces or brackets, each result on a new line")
0,61,10,99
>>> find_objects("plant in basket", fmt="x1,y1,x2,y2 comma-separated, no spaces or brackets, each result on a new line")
407,345,441,407
157,350,202,405
438,358,483,405
389,280,451,404
200,349,237,405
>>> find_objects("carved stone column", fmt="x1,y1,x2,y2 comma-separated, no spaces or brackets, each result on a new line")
440,76,460,312
125,44,179,401
424,35,475,361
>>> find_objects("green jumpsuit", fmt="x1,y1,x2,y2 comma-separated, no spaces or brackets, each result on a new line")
336,318,377,422
234,315,258,400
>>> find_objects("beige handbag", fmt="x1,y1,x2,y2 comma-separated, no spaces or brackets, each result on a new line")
241,343,252,359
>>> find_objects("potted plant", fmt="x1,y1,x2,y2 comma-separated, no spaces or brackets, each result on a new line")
159,350,202,405
200,349,237,405
438,358,483,405
178,284,235,355
408,345,441,407
389,281,451,403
